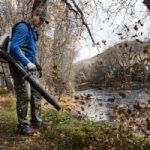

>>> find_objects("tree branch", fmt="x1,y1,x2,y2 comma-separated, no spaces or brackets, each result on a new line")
61,0,78,16
61,0,96,45
143,0,150,10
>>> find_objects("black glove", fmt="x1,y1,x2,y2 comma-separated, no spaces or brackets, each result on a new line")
35,62,42,78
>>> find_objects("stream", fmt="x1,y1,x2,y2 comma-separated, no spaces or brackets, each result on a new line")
76,88,150,121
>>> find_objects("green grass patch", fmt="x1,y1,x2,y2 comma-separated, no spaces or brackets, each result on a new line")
0,95,149,150
41,109,150,150
0,89,9,95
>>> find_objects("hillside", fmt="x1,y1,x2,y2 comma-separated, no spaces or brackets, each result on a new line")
75,40,150,88
76,40,150,72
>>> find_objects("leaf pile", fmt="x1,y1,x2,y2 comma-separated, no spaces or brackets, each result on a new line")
42,95,78,112
0,94,150,149
113,100,150,139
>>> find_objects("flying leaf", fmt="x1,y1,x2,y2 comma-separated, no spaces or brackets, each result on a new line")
96,42,100,45
102,40,106,45
131,34,138,38
135,39,143,44
53,65,57,69
129,47,132,52
120,36,124,40
119,45,122,48
134,25,138,31
116,33,122,36
124,25,130,32
81,107,85,111
124,43,128,47
138,20,143,26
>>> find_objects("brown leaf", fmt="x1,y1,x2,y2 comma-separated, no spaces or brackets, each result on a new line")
138,20,143,26
131,34,138,38
134,25,138,31
135,39,143,44
116,33,122,36
60,133,65,139
119,45,122,48
88,104,91,107
124,43,128,47
120,36,124,40
133,101,143,110
126,139,134,144
124,25,130,32
127,108,132,114
81,107,84,111
80,101,85,105
96,42,100,45
44,102,48,106
53,65,57,69
77,110,81,114
146,118,150,130
52,71,57,75
102,40,106,45
141,129,149,138
137,20,141,24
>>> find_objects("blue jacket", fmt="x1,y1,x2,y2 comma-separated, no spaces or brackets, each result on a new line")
10,22,38,67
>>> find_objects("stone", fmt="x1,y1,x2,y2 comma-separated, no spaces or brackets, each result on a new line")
108,97,115,102
118,91,127,98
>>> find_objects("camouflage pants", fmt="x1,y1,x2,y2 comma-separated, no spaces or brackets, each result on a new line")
10,66,42,127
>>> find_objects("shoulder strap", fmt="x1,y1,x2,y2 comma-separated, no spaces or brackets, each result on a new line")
12,21,30,31
11,21,31,36
10,21,31,41
7,21,31,53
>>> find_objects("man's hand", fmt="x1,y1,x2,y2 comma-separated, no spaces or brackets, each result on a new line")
26,62,36,71
35,63,42,78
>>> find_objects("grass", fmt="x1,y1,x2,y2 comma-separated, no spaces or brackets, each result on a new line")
0,94,150,150
0,89,9,95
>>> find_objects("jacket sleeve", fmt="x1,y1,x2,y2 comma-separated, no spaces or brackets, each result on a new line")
10,23,30,66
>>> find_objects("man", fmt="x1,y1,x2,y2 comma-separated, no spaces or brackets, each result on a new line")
9,9,49,135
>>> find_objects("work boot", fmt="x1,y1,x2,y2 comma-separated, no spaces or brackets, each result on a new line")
18,126,34,135
31,121,49,129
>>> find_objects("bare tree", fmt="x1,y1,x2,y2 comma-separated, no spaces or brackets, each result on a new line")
1,0,150,93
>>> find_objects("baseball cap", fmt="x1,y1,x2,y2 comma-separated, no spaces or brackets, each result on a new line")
34,9,49,24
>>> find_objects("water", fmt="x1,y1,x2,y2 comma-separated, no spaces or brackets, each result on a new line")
76,88,150,121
